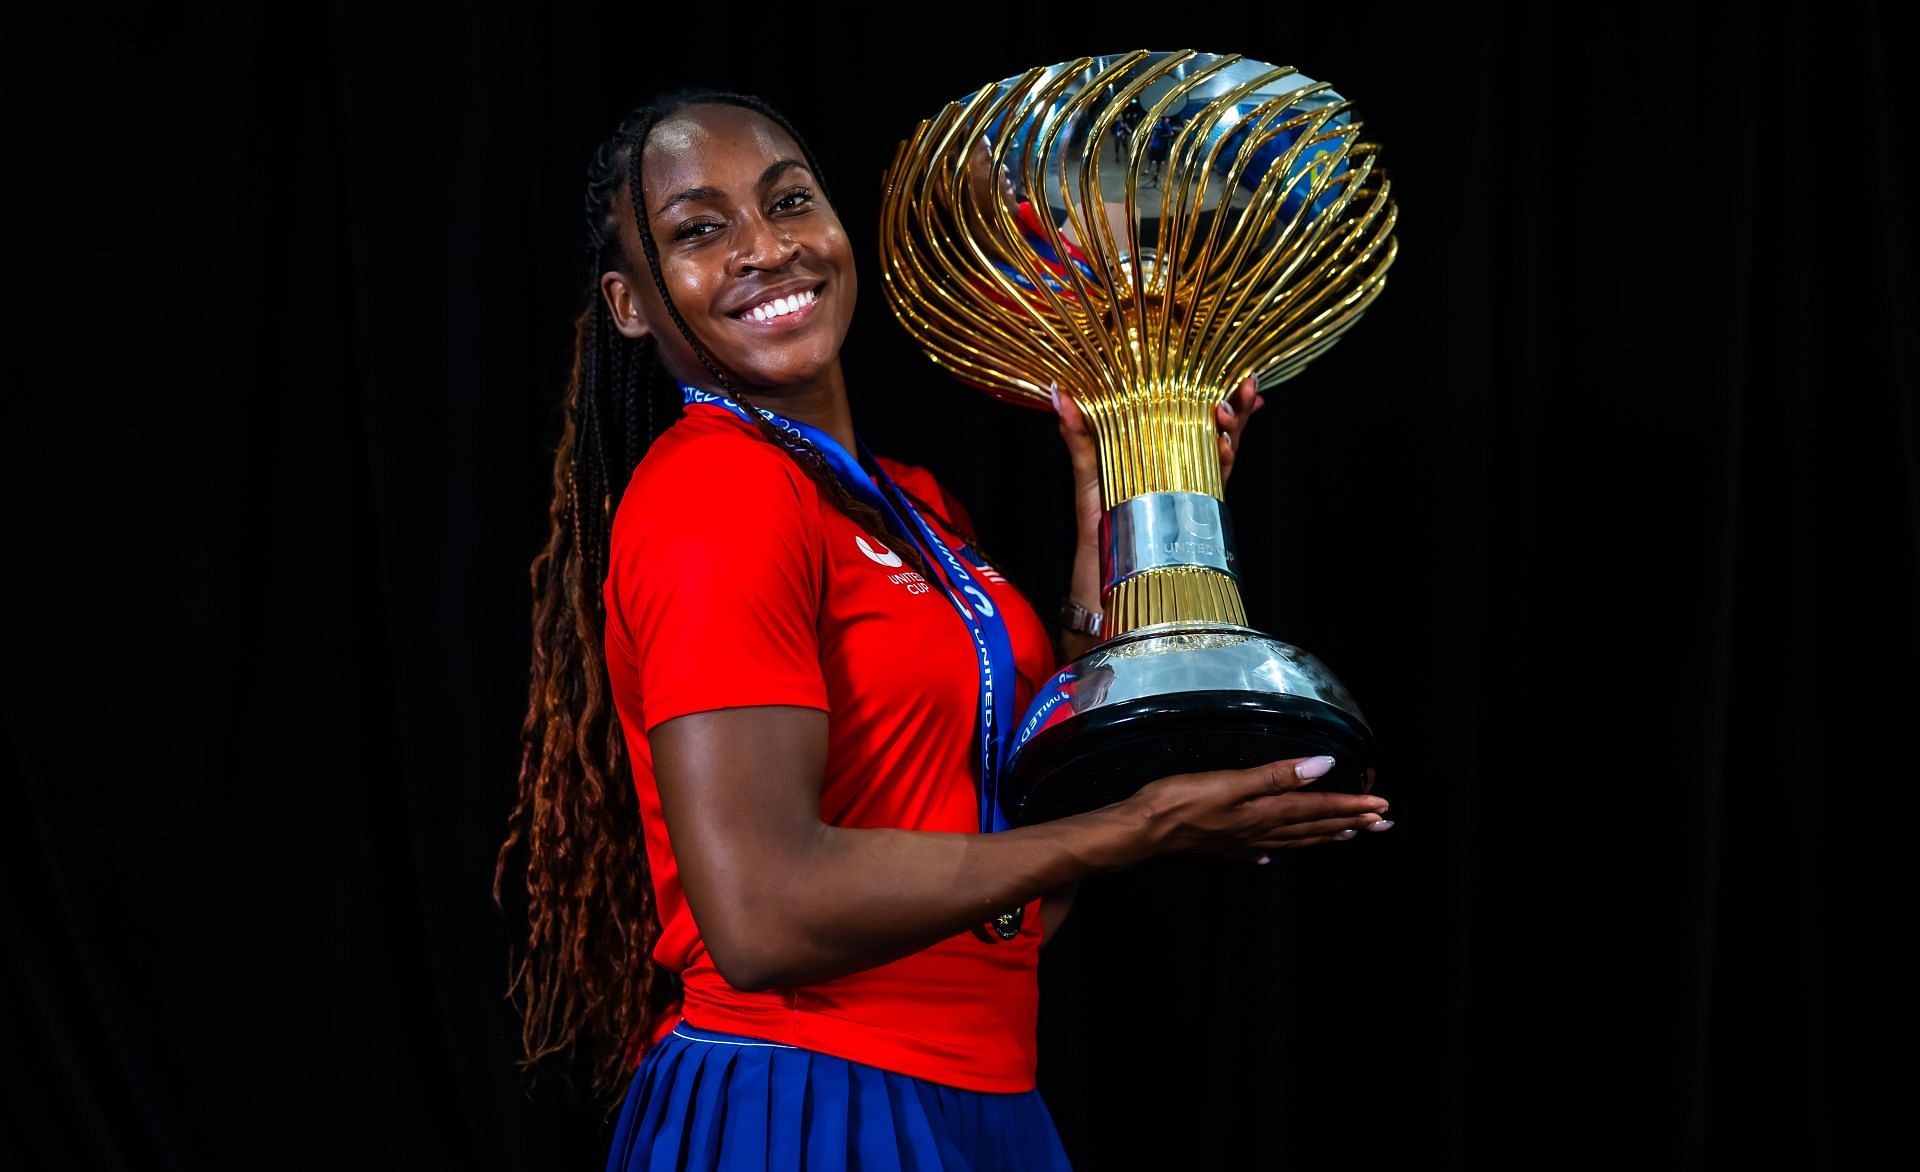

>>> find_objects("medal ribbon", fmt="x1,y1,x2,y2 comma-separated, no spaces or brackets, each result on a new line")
681,385,1017,834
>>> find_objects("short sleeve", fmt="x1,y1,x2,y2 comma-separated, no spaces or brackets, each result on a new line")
605,439,829,732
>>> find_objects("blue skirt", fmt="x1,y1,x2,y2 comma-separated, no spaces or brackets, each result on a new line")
606,1019,1073,1171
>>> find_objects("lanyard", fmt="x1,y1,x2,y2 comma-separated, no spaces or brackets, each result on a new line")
680,385,1017,834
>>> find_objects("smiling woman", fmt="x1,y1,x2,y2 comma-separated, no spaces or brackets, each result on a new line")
495,88,1386,1171
602,108,856,405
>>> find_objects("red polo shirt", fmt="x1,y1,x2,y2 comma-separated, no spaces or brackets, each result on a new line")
602,401,1057,1093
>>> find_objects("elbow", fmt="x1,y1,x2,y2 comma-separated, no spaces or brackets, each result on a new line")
707,946,784,994
687,834,834,992
699,904,809,993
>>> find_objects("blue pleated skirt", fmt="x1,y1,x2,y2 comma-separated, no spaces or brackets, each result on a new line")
606,1019,1073,1171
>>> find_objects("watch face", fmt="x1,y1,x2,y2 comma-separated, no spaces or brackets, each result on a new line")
972,906,1026,943
991,906,1025,940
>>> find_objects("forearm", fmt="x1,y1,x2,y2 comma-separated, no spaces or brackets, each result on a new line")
779,521,1103,973
665,706,1378,992
731,802,1145,989
1055,532,1103,663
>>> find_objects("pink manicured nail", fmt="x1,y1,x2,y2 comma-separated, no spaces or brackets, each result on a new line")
1367,819,1395,832
1334,829,1358,841
1256,854,1272,865
1221,399,1236,416
1048,383,1061,414
1294,755,1336,781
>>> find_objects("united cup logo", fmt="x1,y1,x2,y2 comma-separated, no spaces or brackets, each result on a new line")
855,534,904,567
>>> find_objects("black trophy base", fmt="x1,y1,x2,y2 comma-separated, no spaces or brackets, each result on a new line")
1004,690,1375,827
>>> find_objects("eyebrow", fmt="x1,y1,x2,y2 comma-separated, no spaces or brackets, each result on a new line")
654,158,811,217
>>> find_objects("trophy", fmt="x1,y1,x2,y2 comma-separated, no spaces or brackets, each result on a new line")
879,50,1397,824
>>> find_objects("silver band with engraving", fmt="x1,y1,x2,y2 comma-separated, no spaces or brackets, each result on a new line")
1099,491,1239,593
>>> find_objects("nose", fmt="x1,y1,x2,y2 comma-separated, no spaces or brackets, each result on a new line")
731,210,799,275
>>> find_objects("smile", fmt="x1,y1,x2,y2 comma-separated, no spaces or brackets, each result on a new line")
734,284,823,326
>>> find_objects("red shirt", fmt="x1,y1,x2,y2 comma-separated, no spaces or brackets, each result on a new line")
1014,199,1094,271
602,401,1058,1093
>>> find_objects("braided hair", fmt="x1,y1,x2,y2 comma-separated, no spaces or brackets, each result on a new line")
494,89,943,1101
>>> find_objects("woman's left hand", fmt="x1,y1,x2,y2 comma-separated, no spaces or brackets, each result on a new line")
1213,375,1264,486
1051,384,1106,549
1053,374,1264,543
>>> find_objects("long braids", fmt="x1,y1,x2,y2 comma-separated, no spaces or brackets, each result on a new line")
494,99,683,1104
496,89,937,1104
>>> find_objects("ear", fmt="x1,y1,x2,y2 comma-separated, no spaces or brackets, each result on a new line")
599,271,654,341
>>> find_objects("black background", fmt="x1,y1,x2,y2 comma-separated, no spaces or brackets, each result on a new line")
5,2,1916,1169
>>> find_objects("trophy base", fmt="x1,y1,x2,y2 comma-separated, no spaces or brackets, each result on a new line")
1002,627,1375,827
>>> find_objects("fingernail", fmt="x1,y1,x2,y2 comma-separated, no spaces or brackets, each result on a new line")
1221,399,1236,416
1256,853,1272,865
1334,829,1357,841
1367,819,1395,832
1048,382,1061,413
1294,755,1336,781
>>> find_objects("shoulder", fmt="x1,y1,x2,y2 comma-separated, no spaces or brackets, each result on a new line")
873,454,937,499
874,456,974,538
617,407,819,535
607,406,830,602
875,453,948,503
878,457,979,543
603,406,829,640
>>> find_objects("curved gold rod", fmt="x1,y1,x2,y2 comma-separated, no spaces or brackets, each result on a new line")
878,49,1399,515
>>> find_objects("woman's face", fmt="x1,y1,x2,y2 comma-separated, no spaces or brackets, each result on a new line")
603,104,856,396
966,135,1019,213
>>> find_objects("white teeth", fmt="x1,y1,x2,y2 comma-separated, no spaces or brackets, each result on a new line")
742,288,818,321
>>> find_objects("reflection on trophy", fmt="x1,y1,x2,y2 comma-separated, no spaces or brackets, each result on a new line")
879,50,1398,824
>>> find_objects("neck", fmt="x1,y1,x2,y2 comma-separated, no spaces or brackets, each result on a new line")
732,366,857,457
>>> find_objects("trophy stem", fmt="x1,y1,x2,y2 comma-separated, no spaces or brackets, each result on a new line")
1086,396,1226,503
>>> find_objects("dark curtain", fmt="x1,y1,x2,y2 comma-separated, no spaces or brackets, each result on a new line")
5,2,1914,1168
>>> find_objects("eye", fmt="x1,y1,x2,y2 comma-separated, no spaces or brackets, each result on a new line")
772,187,815,214
673,219,721,241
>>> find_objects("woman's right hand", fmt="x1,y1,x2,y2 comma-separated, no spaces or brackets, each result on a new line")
1120,754,1391,864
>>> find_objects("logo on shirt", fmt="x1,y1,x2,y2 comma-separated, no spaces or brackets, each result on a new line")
855,534,904,568
857,533,932,595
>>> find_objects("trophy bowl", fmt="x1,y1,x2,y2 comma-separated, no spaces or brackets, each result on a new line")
878,50,1397,823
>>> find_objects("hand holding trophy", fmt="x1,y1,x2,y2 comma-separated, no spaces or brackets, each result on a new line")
879,50,1398,825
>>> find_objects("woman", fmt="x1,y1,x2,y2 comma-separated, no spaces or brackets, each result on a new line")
497,88,1392,1170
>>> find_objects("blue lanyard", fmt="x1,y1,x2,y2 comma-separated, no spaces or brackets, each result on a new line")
680,385,1017,833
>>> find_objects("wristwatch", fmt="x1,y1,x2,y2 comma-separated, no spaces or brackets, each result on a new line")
1059,598,1105,639
972,905,1026,943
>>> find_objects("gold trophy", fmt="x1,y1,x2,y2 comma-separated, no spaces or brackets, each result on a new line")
880,50,1398,823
